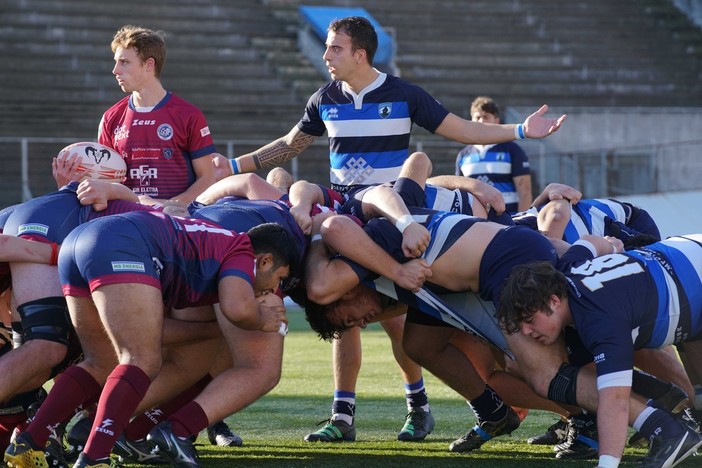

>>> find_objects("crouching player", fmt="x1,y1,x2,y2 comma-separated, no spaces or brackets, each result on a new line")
5,210,295,468
497,235,702,467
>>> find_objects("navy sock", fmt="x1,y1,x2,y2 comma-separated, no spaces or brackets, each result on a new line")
404,378,429,411
468,385,507,423
331,390,355,424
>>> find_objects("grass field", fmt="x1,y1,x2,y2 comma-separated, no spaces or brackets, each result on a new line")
127,307,698,467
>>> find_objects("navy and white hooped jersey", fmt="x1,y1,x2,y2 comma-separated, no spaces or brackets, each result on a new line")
512,198,660,243
297,73,449,188
340,208,483,284
340,179,476,223
558,235,702,390
424,184,474,215
455,142,529,214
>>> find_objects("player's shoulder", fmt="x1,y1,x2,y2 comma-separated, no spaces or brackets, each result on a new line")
102,96,131,118
163,93,204,113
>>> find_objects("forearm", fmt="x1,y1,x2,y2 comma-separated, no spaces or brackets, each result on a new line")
597,387,631,462
0,236,53,263
304,233,360,303
169,173,217,205
234,130,316,173
428,174,484,192
322,215,404,281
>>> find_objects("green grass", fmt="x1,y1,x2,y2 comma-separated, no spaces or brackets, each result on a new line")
125,308,697,467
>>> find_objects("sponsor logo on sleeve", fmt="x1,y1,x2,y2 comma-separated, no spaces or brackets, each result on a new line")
200,126,211,137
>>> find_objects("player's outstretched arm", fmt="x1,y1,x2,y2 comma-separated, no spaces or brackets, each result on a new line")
435,104,566,145
232,127,317,174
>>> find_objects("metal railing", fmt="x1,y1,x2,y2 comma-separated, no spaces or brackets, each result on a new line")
2,135,702,205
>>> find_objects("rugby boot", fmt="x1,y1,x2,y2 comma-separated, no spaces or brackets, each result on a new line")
4,432,49,468
147,421,200,468
448,406,520,453
527,418,568,445
206,420,243,447
397,408,435,441
304,418,356,442
554,413,598,460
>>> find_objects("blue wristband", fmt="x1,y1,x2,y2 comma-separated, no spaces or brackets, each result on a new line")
230,159,241,175
514,123,526,140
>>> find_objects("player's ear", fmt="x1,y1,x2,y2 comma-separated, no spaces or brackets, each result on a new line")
256,252,275,271
549,294,562,312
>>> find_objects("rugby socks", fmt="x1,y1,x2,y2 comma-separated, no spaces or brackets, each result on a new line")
693,385,702,410
331,390,356,425
468,385,507,423
83,364,151,461
26,365,101,447
404,378,430,412
634,407,684,441
168,401,210,438
632,369,676,400
124,374,212,441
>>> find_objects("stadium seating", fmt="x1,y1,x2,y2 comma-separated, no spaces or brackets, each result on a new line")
1,0,701,204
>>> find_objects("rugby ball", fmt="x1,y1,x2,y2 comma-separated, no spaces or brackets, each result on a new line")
57,142,127,182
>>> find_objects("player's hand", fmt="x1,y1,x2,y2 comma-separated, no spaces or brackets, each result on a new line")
468,180,506,215
52,152,86,188
256,292,287,333
212,153,234,182
393,258,432,292
523,105,567,138
605,236,624,254
290,203,313,235
310,210,337,237
401,222,430,258
76,179,110,211
533,183,582,207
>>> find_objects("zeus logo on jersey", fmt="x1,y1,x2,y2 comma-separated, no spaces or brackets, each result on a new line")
132,119,156,126
130,165,158,184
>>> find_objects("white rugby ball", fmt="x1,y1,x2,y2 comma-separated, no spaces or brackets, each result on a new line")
57,142,127,182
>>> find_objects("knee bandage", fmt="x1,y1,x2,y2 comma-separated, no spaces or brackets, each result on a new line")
17,297,71,346
547,363,580,406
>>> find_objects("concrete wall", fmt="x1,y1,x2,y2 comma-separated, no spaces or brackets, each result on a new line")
621,190,702,239
512,107,702,194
